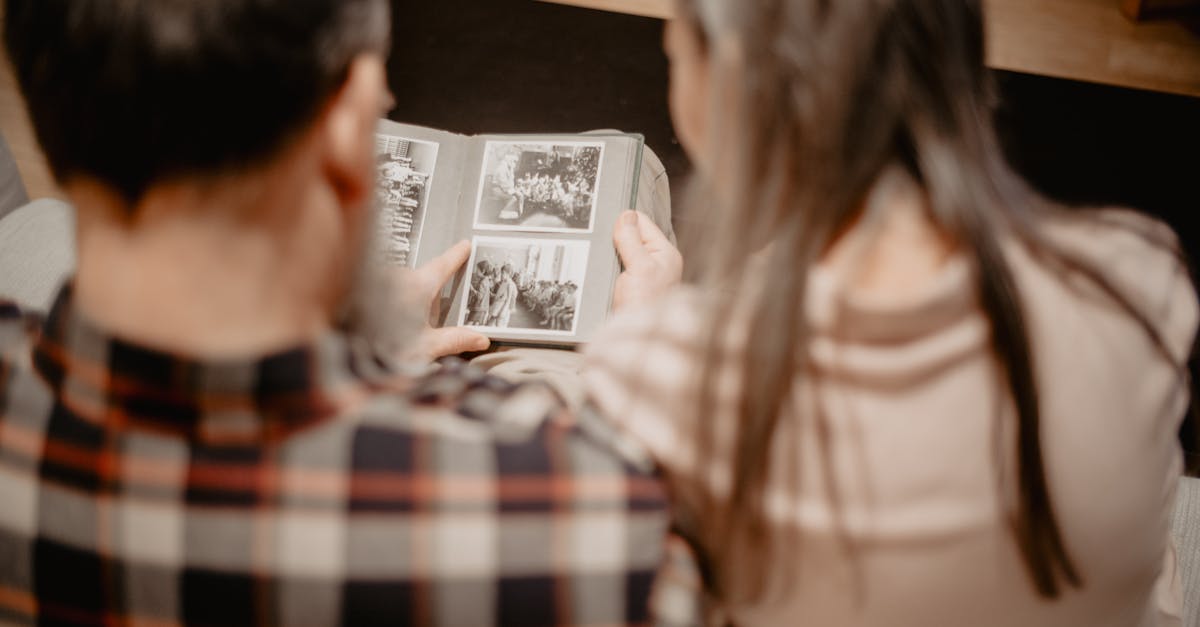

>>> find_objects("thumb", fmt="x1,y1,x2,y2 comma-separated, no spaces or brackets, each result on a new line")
633,210,674,253
418,240,473,294
422,327,491,359
613,211,651,269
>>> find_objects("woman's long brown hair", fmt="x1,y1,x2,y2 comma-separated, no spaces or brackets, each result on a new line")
674,0,1190,608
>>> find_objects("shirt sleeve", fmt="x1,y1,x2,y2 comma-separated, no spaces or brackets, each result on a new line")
400,361,680,624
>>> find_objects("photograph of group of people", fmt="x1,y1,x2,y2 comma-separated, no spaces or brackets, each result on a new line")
458,238,589,335
374,135,439,267
473,141,604,233
369,134,600,338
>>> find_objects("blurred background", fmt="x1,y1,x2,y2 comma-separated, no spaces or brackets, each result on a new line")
383,0,1200,251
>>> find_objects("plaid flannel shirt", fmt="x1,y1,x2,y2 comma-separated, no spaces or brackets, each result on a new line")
0,289,701,626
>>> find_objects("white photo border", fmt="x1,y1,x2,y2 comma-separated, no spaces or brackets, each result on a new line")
471,140,606,235
456,235,591,337
375,134,441,267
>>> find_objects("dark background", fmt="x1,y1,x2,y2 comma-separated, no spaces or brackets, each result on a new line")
387,0,1200,470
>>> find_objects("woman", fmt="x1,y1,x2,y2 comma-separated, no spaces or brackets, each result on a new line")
587,0,1197,625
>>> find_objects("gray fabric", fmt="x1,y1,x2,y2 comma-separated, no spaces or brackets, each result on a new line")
1174,476,1200,626
0,134,31,220
580,129,676,242
0,199,75,311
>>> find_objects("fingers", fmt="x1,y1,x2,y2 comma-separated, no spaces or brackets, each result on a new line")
633,210,673,251
634,211,683,277
613,211,652,269
416,240,472,293
420,327,491,360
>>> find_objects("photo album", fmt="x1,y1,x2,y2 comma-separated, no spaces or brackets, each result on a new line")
372,120,645,346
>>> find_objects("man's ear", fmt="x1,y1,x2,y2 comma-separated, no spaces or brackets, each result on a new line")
321,54,387,211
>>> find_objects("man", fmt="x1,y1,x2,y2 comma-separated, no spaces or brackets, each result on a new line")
466,260,494,326
549,282,580,331
488,264,519,328
0,0,692,624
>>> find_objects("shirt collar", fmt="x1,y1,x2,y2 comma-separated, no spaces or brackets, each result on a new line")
32,284,403,444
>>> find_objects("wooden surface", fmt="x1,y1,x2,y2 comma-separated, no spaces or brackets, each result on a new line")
540,0,1200,98
540,0,672,18
1123,0,1200,21
986,0,1200,98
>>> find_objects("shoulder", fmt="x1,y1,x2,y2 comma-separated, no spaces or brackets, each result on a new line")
1042,208,1183,269
324,359,672,596
1032,209,1198,363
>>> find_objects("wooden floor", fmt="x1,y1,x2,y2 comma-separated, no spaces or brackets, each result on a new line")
543,0,1200,98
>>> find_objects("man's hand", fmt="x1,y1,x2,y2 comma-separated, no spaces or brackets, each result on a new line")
401,240,490,362
612,211,683,312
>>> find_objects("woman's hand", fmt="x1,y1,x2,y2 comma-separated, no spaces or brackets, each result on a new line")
402,241,491,361
612,211,683,312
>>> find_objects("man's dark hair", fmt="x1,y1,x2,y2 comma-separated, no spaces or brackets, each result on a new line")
4,0,390,203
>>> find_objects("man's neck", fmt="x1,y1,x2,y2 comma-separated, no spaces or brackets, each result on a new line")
68,170,350,359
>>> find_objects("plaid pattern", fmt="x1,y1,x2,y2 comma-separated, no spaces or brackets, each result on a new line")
0,288,698,626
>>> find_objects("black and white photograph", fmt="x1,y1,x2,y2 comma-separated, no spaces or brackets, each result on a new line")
458,237,590,335
375,135,439,266
472,141,605,233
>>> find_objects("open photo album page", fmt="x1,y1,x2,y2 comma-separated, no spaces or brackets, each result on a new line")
375,135,439,267
372,121,644,345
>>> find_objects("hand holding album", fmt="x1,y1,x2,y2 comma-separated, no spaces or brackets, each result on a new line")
398,240,491,362
612,211,683,312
